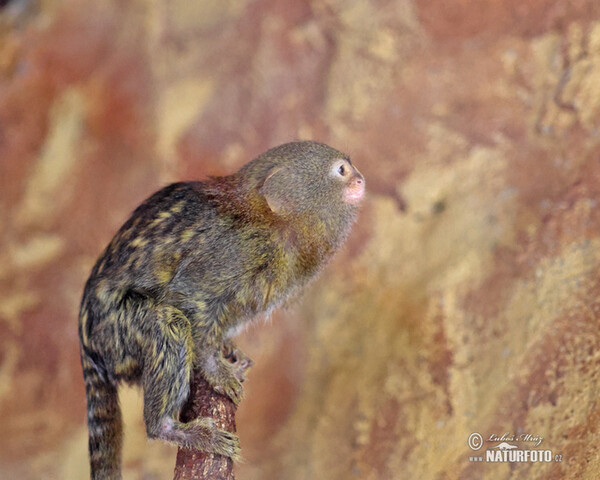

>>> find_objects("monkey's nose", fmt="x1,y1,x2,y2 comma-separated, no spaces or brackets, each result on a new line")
345,175,365,204
354,171,365,189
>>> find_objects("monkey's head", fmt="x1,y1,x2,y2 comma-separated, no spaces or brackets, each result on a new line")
241,141,364,238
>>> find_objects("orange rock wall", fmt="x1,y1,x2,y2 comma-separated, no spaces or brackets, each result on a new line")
2,0,600,478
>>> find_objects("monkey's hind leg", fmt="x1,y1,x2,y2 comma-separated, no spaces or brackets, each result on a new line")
142,305,240,458
81,348,123,480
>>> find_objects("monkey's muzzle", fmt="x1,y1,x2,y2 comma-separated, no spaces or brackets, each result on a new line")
344,172,365,204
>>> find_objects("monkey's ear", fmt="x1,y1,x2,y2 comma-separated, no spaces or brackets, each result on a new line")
260,167,292,215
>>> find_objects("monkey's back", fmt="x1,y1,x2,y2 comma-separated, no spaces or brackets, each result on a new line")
87,182,210,289
78,181,294,376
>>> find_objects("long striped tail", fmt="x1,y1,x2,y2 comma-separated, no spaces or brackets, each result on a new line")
81,348,122,480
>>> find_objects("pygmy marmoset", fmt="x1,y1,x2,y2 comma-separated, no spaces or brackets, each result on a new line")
78,141,365,479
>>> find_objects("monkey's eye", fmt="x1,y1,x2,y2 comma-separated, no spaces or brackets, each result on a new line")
331,159,350,179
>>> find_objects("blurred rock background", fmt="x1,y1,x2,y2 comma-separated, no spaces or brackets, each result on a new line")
2,0,600,478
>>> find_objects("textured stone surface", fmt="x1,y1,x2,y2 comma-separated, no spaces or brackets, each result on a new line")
2,0,600,478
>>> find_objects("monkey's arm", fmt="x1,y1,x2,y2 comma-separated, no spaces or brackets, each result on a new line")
188,324,244,404
165,237,257,405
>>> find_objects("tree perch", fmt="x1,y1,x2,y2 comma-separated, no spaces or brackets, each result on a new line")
173,370,237,480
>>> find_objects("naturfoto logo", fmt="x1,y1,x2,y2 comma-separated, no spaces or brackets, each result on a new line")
467,432,563,464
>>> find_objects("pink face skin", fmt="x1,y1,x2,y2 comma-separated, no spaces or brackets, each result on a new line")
330,158,365,205
344,174,365,204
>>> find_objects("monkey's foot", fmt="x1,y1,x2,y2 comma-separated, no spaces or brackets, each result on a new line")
153,417,241,459
224,348,254,382
210,426,241,459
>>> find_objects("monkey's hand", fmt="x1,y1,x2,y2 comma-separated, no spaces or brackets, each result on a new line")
223,340,254,383
200,352,245,405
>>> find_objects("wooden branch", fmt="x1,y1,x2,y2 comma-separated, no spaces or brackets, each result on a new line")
173,370,237,480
